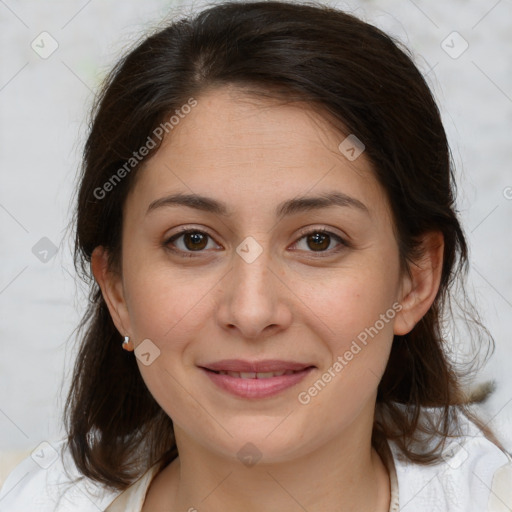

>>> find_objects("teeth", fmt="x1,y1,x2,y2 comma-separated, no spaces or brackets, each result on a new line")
239,372,257,379
216,370,300,378
257,372,276,379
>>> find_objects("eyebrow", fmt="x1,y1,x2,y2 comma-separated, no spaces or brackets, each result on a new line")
146,191,369,218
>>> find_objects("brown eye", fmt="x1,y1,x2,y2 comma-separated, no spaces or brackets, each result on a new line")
292,229,347,255
306,232,331,251
165,229,219,255
182,231,208,250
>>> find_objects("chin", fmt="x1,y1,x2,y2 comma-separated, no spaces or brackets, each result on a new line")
204,417,320,465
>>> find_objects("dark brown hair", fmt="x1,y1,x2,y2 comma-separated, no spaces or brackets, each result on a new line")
64,0,507,491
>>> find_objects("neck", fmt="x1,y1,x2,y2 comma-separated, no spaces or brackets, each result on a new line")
162,410,390,511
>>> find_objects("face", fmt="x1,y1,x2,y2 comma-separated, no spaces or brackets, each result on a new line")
97,85,417,463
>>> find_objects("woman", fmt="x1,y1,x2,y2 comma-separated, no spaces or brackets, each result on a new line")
1,1,511,510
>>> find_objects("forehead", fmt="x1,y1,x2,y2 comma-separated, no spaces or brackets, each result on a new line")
166,85,352,164
125,85,389,223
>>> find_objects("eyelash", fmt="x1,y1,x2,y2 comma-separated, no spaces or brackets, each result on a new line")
163,227,349,258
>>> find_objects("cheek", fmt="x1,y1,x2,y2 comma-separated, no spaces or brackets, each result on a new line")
293,264,400,410
294,284,397,428
121,264,215,423
123,262,217,346
297,262,400,342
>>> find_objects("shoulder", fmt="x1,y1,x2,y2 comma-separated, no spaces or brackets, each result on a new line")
388,407,512,512
0,438,123,512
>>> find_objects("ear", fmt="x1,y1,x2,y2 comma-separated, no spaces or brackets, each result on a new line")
90,246,132,338
394,231,444,336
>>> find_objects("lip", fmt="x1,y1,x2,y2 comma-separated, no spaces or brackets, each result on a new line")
199,360,315,399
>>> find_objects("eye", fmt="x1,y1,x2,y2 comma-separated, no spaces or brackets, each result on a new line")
164,226,348,258
164,228,221,256
291,228,348,256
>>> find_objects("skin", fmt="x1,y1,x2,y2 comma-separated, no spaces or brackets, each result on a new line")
92,85,444,511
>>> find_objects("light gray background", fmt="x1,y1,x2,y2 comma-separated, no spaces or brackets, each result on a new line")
1,0,511,454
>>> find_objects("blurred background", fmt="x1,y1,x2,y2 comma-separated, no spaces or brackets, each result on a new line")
1,0,511,465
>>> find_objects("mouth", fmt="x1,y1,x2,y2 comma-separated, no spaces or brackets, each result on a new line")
200,359,315,373
205,369,305,379
198,359,316,399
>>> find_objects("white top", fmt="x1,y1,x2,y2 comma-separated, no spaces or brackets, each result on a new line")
1,411,511,511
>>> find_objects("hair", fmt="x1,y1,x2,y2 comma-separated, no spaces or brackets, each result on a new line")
64,0,508,492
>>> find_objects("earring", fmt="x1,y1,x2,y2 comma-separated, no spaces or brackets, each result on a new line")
122,336,134,352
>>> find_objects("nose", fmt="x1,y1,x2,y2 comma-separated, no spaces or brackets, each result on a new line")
216,238,293,341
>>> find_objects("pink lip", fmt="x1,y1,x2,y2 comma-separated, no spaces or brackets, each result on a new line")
199,360,315,399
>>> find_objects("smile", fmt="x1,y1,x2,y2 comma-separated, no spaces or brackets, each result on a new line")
199,362,315,399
